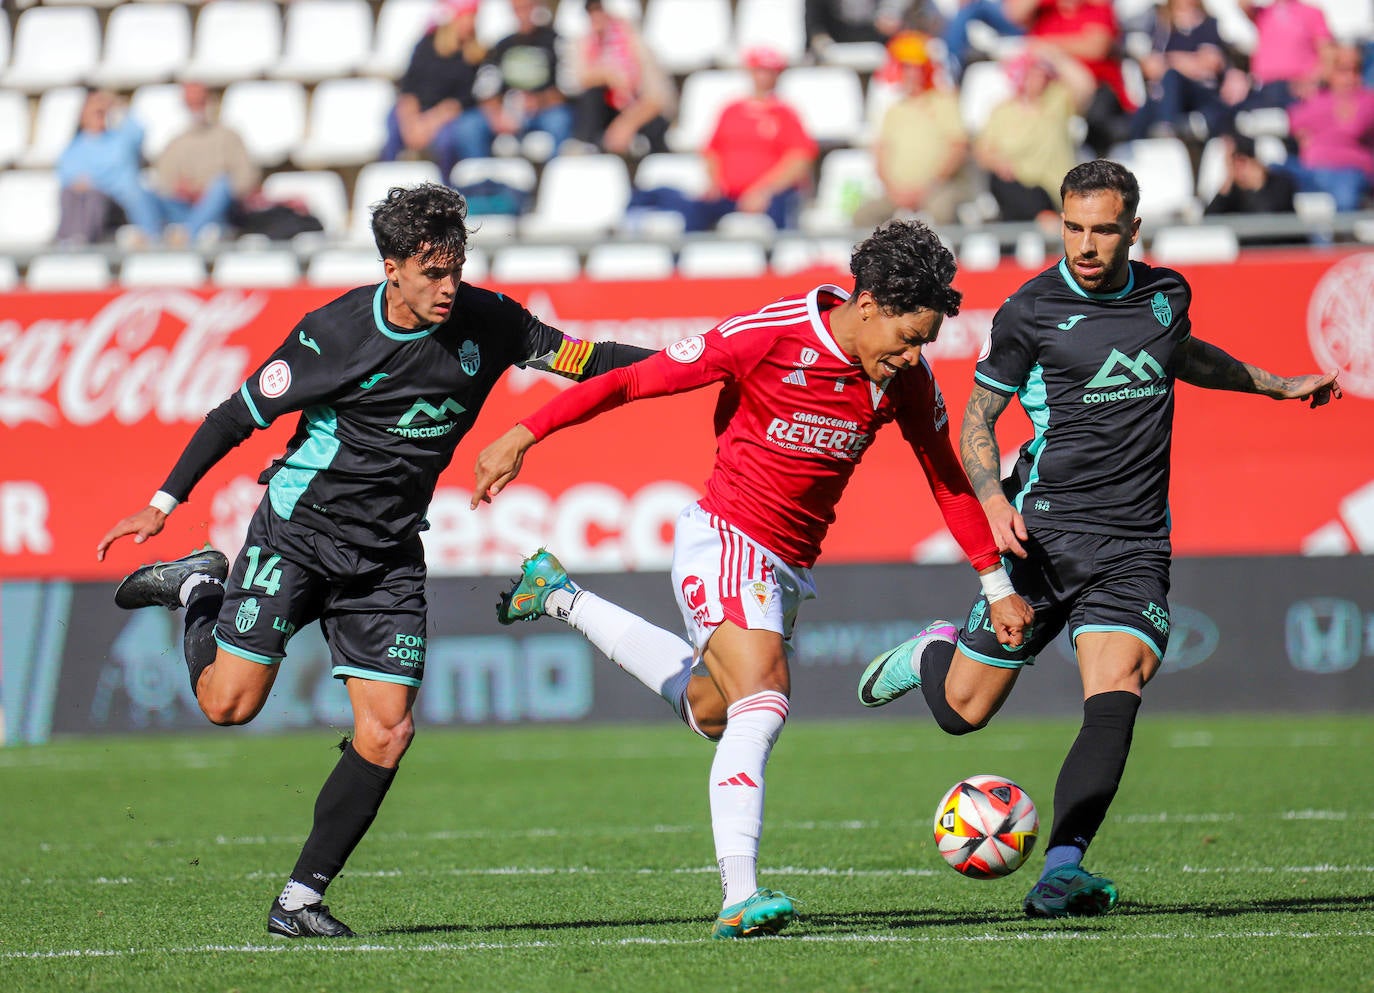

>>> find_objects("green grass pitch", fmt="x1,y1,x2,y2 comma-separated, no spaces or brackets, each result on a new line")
2,714,1372,993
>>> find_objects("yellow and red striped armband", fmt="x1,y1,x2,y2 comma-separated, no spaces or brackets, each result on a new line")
550,338,594,376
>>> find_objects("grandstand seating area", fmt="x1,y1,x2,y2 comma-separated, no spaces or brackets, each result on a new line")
0,0,1372,289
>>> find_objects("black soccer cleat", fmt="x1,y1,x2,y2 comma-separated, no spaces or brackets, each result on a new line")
114,547,229,610
267,898,356,939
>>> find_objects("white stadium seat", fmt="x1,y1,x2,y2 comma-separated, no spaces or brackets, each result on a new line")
668,68,751,152
221,80,309,168
1,6,101,93
777,65,865,146
733,0,806,66
17,85,84,169
584,241,676,280
26,252,113,290
0,256,19,293
1110,137,1199,222
181,0,283,86
490,245,582,283
642,0,731,74
0,170,60,249
262,171,351,239
364,0,433,79
959,59,1014,133
91,4,192,89
347,160,445,243
293,77,395,169
272,0,374,83
476,0,516,47
770,235,853,275
520,154,631,240
306,248,385,287
1149,225,1241,264
677,240,769,278
119,252,208,288
450,156,538,198
633,152,710,197
0,90,28,169
129,83,195,162
0,11,10,77
1309,0,1374,44
212,249,302,288
801,147,881,235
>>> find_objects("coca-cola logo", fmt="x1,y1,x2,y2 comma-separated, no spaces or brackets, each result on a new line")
0,289,264,427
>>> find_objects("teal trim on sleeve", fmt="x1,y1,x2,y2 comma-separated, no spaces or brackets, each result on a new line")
268,405,340,520
332,665,423,687
958,644,1034,669
240,383,270,429
974,369,1019,394
1071,624,1164,662
213,633,282,665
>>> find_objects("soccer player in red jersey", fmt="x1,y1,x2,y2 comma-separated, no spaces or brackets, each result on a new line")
471,221,1034,938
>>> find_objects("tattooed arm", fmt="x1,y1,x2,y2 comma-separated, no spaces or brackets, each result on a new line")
960,384,1030,558
1175,337,1343,408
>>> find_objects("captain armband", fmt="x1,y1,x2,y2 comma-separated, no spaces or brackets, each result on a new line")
978,566,1015,604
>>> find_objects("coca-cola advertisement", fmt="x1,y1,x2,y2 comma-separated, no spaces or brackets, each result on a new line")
3,252,1373,582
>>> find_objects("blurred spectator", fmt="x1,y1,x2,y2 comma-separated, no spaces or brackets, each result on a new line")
1128,0,1230,142
1221,0,1333,114
150,82,259,246
570,0,674,156
55,90,160,246
380,0,487,176
1018,0,1134,157
806,0,914,54
1204,133,1297,228
942,1,1028,82
973,43,1094,224
470,0,574,160
1282,44,1374,212
855,32,972,227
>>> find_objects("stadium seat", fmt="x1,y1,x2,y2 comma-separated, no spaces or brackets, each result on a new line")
130,83,195,162
668,68,752,152
461,247,489,283
490,244,582,283
347,160,444,243
959,59,1014,133
0,90,27,170
1309,0,1373,44
520,154,631,240
271,0,373,83
17,86,85,169
450,156,538,198
584,241,676,280
633,152,710,197
119,251,208,288
180,0,283,87
221,80,308,168
212,249,302,288
0,11,9,78
305,248,385,287
770,235,853,276
476,0,517,47
261,171,350,239
733,0,806,66
1110,137,1199,222
677,239,769,278
818,41,889,72
0,170,60,249
863,73,903,145
26,252,113,291
715,210,777,240
801,147,881,235
777,66,865,146
0,6,101,93
1210,0,1257,54
0,256,18,293
959,231,1002,271
554,0,641,40
642,0,732,74
91,3,192,89
293,77,395,169
364,0,433,79
1149,225,1240,264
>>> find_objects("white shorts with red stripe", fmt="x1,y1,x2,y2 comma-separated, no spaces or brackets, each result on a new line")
670,502,816,656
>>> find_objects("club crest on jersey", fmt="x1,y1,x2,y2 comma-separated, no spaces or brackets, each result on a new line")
1151,291,1172,327
236,597,260,633
460,340,481,375
747,581,771,609
798,347,820,366
668,335,706,364
259,360,291,398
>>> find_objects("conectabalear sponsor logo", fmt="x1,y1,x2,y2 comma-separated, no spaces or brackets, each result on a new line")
0,289,263,427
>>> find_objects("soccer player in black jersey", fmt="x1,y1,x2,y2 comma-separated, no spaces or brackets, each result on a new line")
95,183,654,939
859,160,1342,918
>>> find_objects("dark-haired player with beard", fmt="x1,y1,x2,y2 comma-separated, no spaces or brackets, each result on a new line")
471,220,1034,939
96,183,654,939
859,159,1342,919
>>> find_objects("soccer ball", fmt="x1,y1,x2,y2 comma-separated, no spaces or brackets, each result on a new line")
933,775,1039,879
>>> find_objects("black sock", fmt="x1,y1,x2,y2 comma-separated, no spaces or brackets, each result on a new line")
290,743,398,895
1045,690,1141,852
919,638,978,735
184,582,224,693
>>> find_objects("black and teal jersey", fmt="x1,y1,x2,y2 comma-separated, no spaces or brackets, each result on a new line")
160,281,654,549
974,259,1193,538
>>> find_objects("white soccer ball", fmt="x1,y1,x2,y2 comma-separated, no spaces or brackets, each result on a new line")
933,774,1039,879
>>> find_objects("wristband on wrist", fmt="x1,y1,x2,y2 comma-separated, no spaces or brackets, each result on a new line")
978,566,1015,604
149,491,179,515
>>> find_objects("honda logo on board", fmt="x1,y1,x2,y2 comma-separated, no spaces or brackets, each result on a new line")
1284,598,1366,673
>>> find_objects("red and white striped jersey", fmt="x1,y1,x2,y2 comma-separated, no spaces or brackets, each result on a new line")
521,284,999,570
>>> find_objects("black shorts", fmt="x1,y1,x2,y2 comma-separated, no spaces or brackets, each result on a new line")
958,527,1172,669
214,501,429,686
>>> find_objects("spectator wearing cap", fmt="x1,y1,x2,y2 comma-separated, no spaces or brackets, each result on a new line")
381,0,488,176
1282,44,1374,213
972,43,1095,224
469,0,574,160
854,32,972,227
570,0,674,156
1204,133,1297,244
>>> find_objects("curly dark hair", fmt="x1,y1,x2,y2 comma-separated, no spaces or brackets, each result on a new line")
371,183,469,265
850,221,962,318
1061,159,1140,218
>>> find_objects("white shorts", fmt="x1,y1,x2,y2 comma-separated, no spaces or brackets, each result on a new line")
670,502,817,657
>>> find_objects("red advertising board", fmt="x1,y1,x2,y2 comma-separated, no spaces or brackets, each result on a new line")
3,251,1372,581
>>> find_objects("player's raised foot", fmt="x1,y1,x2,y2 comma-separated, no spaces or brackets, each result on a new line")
857,620,957,707
497,548,575,624
712,888,796,940
114,547,228,611
1023,865,1119,919
267,898,356,939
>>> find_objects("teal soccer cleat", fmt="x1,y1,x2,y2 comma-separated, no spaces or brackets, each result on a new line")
1023,865,1120,918
497,548,575,624
712,888,796,939
857,620,957,707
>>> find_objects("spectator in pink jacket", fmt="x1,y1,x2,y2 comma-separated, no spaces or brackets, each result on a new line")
1283,44,1374,212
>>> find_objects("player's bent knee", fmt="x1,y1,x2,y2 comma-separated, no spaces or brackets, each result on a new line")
199,692,268,727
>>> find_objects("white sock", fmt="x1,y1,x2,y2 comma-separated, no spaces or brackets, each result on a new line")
543,583,580,619
178,573,223,607
566,591,694,707
709,690,789,908
278,878,324,911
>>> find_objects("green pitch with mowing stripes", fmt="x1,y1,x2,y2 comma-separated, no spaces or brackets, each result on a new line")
2,715,1371,993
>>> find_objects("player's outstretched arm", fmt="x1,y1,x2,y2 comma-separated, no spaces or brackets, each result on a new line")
96,507,168,561
471,424,537,508
960,385,1029,558
1175,338,1343,408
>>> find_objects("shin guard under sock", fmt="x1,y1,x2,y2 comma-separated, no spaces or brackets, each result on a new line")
1045,690,1141,852
289,743,398,894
